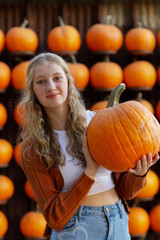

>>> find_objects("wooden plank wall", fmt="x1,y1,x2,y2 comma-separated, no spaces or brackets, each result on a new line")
0,0,160,239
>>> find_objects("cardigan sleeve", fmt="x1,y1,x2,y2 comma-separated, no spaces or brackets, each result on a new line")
20,140,94,231
114,171,147,200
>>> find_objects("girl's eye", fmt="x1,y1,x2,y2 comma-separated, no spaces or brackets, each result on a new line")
54,76,62,81
37,80,45,84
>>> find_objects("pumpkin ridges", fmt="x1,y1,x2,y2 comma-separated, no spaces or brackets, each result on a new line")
128,102,160,155
123,102,153,155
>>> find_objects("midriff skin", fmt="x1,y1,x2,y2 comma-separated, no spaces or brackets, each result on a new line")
81,187,120,206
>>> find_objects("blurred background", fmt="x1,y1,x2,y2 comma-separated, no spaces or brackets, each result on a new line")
0,0,160,240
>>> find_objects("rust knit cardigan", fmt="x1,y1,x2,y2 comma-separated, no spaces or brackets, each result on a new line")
20,138,147,238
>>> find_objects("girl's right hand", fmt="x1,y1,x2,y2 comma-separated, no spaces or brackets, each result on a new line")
82,128,99,179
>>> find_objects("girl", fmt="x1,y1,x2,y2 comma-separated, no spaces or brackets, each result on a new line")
20,52,159,240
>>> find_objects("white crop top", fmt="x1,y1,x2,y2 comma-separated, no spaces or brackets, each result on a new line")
55,110,115,196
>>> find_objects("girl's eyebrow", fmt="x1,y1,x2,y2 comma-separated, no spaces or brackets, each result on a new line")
34,72,62,79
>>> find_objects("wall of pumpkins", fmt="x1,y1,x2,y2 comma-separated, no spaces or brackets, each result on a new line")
0,1,160,240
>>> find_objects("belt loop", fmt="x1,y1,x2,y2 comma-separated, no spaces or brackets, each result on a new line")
78,205,83,223
117,200,123,219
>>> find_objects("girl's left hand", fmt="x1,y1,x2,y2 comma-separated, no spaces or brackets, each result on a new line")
128,153,159,176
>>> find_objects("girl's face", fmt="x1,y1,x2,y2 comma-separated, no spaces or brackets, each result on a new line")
33,61,68,111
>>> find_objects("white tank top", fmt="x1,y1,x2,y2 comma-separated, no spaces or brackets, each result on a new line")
56,110,115,196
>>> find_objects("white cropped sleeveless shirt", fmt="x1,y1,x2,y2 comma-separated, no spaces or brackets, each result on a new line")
56,110,115,196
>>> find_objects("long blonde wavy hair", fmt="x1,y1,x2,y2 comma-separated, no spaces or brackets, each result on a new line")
19,52,87,169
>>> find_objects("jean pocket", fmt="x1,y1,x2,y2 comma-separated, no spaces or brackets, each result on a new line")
61,216,77,232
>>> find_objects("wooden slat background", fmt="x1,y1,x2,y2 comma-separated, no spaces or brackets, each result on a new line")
0,0,160,239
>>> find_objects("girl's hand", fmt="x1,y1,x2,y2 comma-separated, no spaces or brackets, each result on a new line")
82,128,99,179
128,153,159,176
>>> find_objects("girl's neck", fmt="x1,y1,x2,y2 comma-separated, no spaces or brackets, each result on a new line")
45,106,68,131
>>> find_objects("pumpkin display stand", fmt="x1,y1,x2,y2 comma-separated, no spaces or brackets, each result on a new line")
0,199,8,205
24,237,47,240
52,51,78,56
0,164,9,168
10,51,35,56
129,50,154,55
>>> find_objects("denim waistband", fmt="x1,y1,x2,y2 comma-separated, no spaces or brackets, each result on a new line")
75,199,124,218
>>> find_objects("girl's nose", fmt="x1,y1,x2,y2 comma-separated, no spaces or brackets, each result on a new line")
46,80,56,92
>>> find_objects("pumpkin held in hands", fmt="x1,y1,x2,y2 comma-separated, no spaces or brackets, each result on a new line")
87,83,160,172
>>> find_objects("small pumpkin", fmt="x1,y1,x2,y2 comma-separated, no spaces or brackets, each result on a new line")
14,103,25,126
13,143,21,165
90,62,123,90
0,211,8,237
157,30,160,48
67,55,89,90
123,61,157,89
0,61,11,91
150,204,160,232
0,139,13,166
157,65,160,85
86,17,123,53
129,207,150,237
0,30,5,52
135,92,154,115
24,180,35,200
135,170,159,200
87,83,160,172
0,175,14,203
90,100,108,111
48,17,81,54
0,103,7,129
19,211,46,237
5,19,38,54
125,27,156,55
156,101,160,121
11,61,30,90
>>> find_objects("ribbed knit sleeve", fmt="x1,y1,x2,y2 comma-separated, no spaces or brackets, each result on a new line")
20,140,94,231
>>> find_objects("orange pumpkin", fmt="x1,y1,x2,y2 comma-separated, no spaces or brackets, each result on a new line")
14,103,25,126
129,207,150,237
135,170,159,200
156,101,160,121
0,139,13,165
5,20,38,53
90,100,108,111
67,62,89,90
150,204,160,232
13,143,21,164
125,27,156,55
157,30,160,48
86,24,123,52
0,175,14,202
20,211,46,237
90,62,123,90
87,84,160,172
0,211,8,237
135,92,154,115
157,66,160,85
0,29,5,52
11,61,30,90
0,62,11,91
123,61,156,89
0,103,7,129
24,180,35,200
48,17,81,54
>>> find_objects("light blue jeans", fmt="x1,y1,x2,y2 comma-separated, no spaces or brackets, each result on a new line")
50,199,131,240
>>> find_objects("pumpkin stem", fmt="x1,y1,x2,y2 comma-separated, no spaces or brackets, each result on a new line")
103,54,110,62
132,198,140,207
102,15,112,25
70,54,77,64
106,83,126,108
58,16,65,26
21,19,29,28
136,92,143,102
137,21,142,28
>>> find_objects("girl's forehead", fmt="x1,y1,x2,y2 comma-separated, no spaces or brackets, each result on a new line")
33,61,64,77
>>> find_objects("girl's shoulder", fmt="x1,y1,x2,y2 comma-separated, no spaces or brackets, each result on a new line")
86,110,96,125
